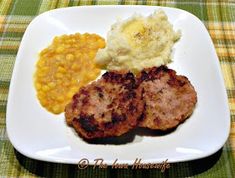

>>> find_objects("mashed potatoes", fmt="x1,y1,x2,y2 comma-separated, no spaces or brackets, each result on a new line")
95,10,180,73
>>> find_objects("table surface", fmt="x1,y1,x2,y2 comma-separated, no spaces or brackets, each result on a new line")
0,0,235,177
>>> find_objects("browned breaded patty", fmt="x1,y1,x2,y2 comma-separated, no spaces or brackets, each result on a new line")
65,71,144,139
137,66,197,130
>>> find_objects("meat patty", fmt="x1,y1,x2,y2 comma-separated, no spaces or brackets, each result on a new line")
65,71,144,139
137,66,197,130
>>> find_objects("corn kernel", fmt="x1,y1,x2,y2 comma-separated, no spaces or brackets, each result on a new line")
71,79,78,84
55,73,63,78
75,52,81,58
98,39,105,48
57,96,64,102
42,85,50,92
63,81,70,87
40,101,47,107
48,82,56,89
37,72,45,77
71,63,80,70
35,83,41,90
58,66,66,73
66,54,74,61
56,46,64,53
52,105,61,114
67,91,75,99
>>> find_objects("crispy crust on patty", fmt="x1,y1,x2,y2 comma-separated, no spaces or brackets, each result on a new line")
65,71,144,139
137,66,197,130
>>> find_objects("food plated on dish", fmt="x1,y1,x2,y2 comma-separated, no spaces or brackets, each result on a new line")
65,66,197,140
34,33,105,114
33,10,197,141
95,10,180,73
7,6,230,164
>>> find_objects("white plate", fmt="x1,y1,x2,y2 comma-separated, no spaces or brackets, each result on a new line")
7,5,230,164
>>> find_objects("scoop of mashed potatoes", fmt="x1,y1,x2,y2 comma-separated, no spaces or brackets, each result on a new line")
95,10,180,73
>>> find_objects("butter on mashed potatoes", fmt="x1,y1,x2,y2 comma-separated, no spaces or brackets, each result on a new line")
95,10,180,73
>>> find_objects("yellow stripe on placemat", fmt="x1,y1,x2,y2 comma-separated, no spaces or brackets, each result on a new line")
0,55,16,81
209,30,235,40
0,15,33,33
229,98,235,113
206,22,235,41
0,16,6,31
38,0,71,14
205,22,235,30
0,40,20,50
231,122,235,158
0,25,27,33
0,0,13,15
216,47,235,58
220,63,235,90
